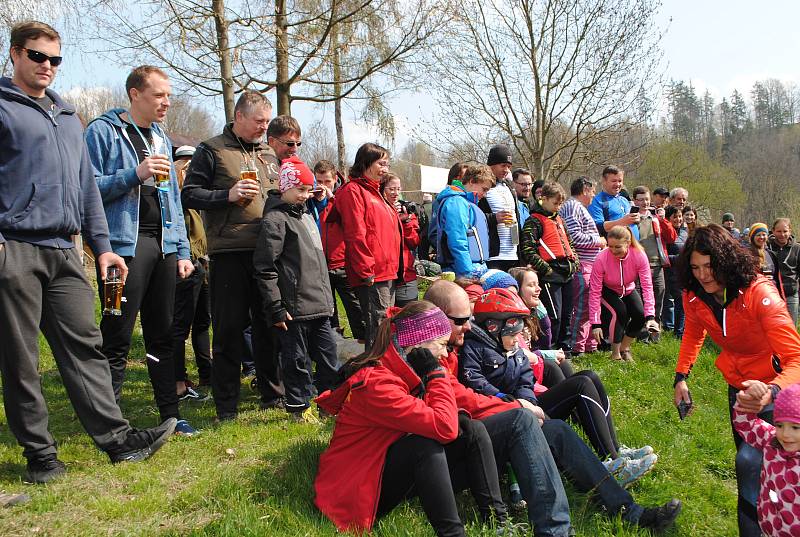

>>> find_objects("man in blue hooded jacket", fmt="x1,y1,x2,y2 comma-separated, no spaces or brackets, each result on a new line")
431,164,494,278
0,21,177,484
84,66,197,436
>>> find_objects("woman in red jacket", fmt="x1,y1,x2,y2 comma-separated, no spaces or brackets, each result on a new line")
673,224,800,537
332,143,402,347
315,301,509,536
381,173,420,306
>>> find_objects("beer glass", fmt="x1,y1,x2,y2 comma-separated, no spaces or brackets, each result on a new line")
238,158,259,207
103,266,124,316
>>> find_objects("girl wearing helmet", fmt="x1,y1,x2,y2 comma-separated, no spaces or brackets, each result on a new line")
460,287,657,488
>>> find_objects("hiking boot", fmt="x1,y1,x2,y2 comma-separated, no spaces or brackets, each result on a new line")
290,407,321,424
637,498,682,532
617,453,657,488
174,419,199,437
0,492,30,507
603,456,626,475
107,418,177,463
618,444,655,460
25,455,66,484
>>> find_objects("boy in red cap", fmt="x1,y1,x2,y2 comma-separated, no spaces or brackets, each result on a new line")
734,381,800,536
254,156,340,422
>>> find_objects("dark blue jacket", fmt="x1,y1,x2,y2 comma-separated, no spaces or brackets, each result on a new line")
0,77,111,254
458,323,536,402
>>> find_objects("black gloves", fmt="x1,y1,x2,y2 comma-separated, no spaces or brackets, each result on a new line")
407,348,443,380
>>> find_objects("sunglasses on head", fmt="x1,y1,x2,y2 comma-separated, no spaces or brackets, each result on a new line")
447,314,470,326
279,139,302,147
21,48,62,67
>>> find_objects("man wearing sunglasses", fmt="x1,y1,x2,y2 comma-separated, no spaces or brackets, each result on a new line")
0,21,178,484
266,115,302,162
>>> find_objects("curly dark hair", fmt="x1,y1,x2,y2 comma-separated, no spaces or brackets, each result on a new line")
676,224,759,293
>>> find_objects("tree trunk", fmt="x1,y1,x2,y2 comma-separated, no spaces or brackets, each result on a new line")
332,25,346,171
212,0,235,122
274,0,291,115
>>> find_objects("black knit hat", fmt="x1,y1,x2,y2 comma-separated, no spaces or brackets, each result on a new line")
487,144,513,166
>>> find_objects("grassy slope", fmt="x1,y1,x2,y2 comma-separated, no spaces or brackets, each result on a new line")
0,322,737,536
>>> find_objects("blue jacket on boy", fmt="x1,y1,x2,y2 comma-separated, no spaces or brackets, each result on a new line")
84,108,190,259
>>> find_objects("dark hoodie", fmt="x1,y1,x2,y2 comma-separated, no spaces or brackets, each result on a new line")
0,77,111,254
769,235,800,297
253,193,334,324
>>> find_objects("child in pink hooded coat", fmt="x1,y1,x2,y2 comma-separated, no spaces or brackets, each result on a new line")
734,381,800,537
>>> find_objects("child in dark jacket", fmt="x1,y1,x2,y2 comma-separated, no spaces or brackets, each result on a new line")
254,156,340,422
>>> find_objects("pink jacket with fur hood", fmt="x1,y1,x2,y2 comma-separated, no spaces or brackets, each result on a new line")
588,247,655,325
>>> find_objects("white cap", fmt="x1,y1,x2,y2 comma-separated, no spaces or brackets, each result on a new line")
175,145,196,158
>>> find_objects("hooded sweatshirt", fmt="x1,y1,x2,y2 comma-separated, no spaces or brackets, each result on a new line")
0,77,111,254
84,108,189,259
588,246,655,325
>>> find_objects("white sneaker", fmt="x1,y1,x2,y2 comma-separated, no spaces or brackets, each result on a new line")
618,444,655,460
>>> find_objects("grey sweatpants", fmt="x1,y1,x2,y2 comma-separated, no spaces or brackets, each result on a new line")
0,240,131,459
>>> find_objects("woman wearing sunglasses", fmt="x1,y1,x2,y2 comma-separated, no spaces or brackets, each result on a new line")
459,286,657,488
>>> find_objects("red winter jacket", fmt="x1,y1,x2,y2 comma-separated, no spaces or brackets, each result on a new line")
400,213,420,283
320,200,345,270
328,177,402,287
314,345,459,532
676,276,800,390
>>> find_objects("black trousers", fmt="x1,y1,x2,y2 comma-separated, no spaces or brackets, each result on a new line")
98,234,180,422
540,279,574,352
172,259,212,384
328,268,365,340
277,317,340,412
209,251,280,418
377,435,466,537
0,241,132,460
600,286,645,344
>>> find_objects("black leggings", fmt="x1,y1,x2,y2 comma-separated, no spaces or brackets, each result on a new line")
377,435,465,537
536,367,620,460
600,286,645,344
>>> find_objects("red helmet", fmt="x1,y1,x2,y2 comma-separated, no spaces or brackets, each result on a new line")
473,288,530,322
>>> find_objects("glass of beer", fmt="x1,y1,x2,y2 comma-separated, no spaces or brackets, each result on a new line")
238,158,259,207
103,266,124,316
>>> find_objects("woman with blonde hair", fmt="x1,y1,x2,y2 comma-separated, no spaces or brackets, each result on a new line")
588,226,658,361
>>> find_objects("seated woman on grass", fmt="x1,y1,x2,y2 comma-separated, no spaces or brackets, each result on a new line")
314,301,514,536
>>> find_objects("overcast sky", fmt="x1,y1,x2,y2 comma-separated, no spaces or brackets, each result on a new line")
52,0,800,156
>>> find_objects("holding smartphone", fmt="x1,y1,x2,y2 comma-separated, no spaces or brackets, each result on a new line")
629,206,640,214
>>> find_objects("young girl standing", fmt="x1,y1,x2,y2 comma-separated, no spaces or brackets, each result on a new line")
734,381,800,537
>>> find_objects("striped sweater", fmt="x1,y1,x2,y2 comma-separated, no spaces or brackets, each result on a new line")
559,198,603,263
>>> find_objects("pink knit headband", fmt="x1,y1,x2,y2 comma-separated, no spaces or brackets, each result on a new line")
395,307,452,348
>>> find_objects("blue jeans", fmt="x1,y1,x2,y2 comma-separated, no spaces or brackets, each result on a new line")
786,293,799,327
481,409,572,536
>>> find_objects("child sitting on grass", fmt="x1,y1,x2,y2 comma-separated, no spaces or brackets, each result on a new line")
254,156,340,423
734,381,800,537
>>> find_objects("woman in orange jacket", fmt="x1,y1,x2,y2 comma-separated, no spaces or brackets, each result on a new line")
672,224,800,537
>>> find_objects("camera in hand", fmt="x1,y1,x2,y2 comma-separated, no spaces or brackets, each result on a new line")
399,200,419,215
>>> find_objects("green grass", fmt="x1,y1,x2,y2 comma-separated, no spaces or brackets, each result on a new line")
0,317,737,535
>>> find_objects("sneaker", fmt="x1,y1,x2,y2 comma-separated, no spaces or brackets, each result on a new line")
107,417,177,463
290,407,321,424
174,419,198,437
616,453,657,488
0,492,30,507
178,385,203,401
618,444,655,460
260,397,285,410
603,456,626,475
24,455,66,484
637,498,682,532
